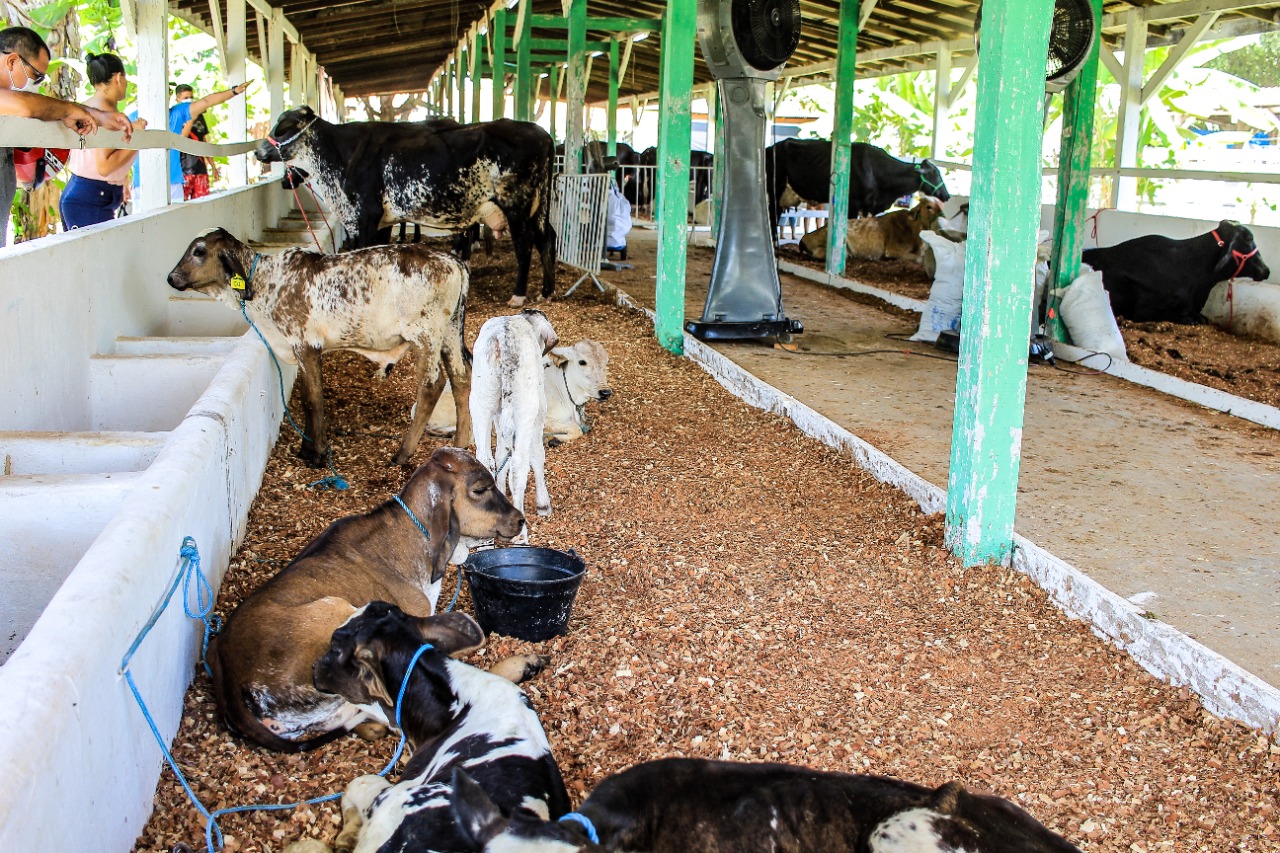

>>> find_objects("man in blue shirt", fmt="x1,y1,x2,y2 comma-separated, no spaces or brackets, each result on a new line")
167,80,247,202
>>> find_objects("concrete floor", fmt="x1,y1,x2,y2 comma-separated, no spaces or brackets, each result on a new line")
598,228,1280,689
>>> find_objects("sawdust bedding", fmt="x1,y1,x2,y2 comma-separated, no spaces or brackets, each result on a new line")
135,244,1279,853
776,244,1280,410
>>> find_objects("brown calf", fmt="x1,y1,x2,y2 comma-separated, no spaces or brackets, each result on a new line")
207,448,525,751
800,197,945,263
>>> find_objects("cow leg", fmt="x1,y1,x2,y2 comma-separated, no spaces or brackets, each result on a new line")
506,445,532,543
507,219,534,308
487,653,549,684
296,346,330,468
453,227,475,262
333,774,390,853
394,347,447,466
441,330,473,449
538,218,557,299
471,389,499,474
532,438,552,517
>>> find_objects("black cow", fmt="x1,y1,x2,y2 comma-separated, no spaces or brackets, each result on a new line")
690,150,714,204
1082,220,1271,323
312,602,568,852
452,757,1081,853
255,106,556,306
620,147,713,209
765,138,950,228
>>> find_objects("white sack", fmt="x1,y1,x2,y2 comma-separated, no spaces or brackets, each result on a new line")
1055,268,1128,361
606,181,632,249
912,230,967,342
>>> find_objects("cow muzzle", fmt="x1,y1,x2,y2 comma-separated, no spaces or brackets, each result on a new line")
166,271,189,291
254,139,280,163
597,388,613,401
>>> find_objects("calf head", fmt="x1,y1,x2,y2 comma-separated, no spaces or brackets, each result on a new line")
911,197,945,231
454,769,594,852
403,448,525,581
167,227,255,300
914,159,951,202
519,308,561,355
1212,220,1270,282
256,105,318,164
548,340,612,404
312,602,484,740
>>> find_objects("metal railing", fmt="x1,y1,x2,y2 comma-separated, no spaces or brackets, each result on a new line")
550,172,610,296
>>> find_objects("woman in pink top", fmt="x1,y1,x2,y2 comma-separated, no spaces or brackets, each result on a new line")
60,52,148,228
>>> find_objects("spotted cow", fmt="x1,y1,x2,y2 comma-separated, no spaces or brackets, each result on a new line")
255,106,556,307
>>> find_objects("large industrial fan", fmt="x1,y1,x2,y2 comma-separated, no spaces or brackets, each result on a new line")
685,0,804,342
959,0,1097,362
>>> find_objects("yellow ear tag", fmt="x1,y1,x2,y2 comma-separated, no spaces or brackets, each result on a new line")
230,273,247,291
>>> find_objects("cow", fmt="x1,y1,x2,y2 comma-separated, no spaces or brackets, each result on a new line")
167,228,471,468
206,448,526,752
426,339,612,448
766,138,951,230
470,310,560,542
280,601,568,853
255,106,556,308
451,757,1082,853
621,147,713,210
1081,219,1271,323
800,197,945,262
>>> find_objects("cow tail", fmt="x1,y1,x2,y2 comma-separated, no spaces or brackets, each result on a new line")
458,292,473,367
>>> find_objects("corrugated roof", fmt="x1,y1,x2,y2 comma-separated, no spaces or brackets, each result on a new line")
171,0,1280,99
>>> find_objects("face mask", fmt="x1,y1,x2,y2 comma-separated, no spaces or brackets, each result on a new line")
7,57,41,93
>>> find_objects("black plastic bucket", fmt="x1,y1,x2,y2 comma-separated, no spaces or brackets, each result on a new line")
463,547,586,642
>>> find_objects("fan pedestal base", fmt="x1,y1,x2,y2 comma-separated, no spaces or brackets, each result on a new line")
684,317,804,342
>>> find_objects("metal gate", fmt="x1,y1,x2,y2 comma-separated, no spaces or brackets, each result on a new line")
551,172,610,296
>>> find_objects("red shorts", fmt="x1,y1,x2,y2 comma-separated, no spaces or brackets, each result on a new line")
183,173,210,200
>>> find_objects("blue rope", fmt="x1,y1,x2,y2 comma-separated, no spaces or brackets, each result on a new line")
120,537,432,851
392,495,463,613
237,298,348,491
560,812,600,843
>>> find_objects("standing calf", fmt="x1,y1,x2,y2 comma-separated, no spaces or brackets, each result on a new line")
470,310,560,539
453,757,1081,853
167,228,472,466
1082,219,1270,323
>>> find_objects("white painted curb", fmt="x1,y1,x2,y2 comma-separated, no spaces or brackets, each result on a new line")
606,284,1280,736
778,259,1280,433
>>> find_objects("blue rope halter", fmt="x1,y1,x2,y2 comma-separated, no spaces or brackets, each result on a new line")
392,495,462,612
559,811,600,844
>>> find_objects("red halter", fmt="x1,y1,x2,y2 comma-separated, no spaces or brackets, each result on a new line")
1211,229,1259,328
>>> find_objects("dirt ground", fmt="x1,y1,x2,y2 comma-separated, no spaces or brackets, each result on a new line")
133,243,1279,853
777,243,1280,409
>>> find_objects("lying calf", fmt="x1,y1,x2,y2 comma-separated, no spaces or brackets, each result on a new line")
1082,219,1270,323
800,197,944,263
285,601,567,853
208,448,524,751
453,757,1081,853
427,339,612,447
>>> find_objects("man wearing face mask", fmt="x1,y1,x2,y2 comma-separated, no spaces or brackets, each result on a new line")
1,26,134,247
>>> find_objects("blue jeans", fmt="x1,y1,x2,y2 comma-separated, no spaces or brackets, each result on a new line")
60,174,124,229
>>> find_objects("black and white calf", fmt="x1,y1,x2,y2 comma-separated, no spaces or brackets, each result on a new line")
295,602,568,853
452,757,1081,853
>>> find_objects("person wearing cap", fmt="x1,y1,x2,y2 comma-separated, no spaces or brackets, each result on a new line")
167,81,247,202
1,26,134,246
60,52,148,228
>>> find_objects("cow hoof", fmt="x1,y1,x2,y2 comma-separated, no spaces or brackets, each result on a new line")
297,446,329,469
390,451,414,467
547,437,563,449
489,653,551,684
536,504,553,518
507,295,527,308
353,721,389,741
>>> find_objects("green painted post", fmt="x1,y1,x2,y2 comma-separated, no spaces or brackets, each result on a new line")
549,64,559,141
516,1,532,121
471,34,483,123
710,85,725,237
458,46,468,123
566,0,587,174
1047,0,1102,342
607,38,619,156
654,0,696,354
825,0,859,275
493,8,507,119
945,0,1055,567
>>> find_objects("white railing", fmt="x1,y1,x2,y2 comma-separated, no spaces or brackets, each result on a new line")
615,162,716,231
551,172,610,295
0,114,261,158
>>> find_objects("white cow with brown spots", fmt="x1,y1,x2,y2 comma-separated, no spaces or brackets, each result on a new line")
167,227,471,467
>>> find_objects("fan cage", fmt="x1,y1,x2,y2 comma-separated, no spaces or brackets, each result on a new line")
974,0,1097,84
730,0,803,72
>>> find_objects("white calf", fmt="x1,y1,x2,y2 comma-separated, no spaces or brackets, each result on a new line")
543,340,612,446
470,310,560,539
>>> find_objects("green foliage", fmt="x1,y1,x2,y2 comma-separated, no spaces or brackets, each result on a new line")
1205,31,1280,88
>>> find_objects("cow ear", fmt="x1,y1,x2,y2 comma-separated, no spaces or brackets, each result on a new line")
354,645,395,708
452,768,508,847
418,612,485,656
548,348,571,368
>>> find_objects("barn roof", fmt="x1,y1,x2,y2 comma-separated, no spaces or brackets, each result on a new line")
172,0,1280,100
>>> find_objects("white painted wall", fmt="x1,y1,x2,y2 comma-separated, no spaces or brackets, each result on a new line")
0,183,289,432
0,180,296,852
